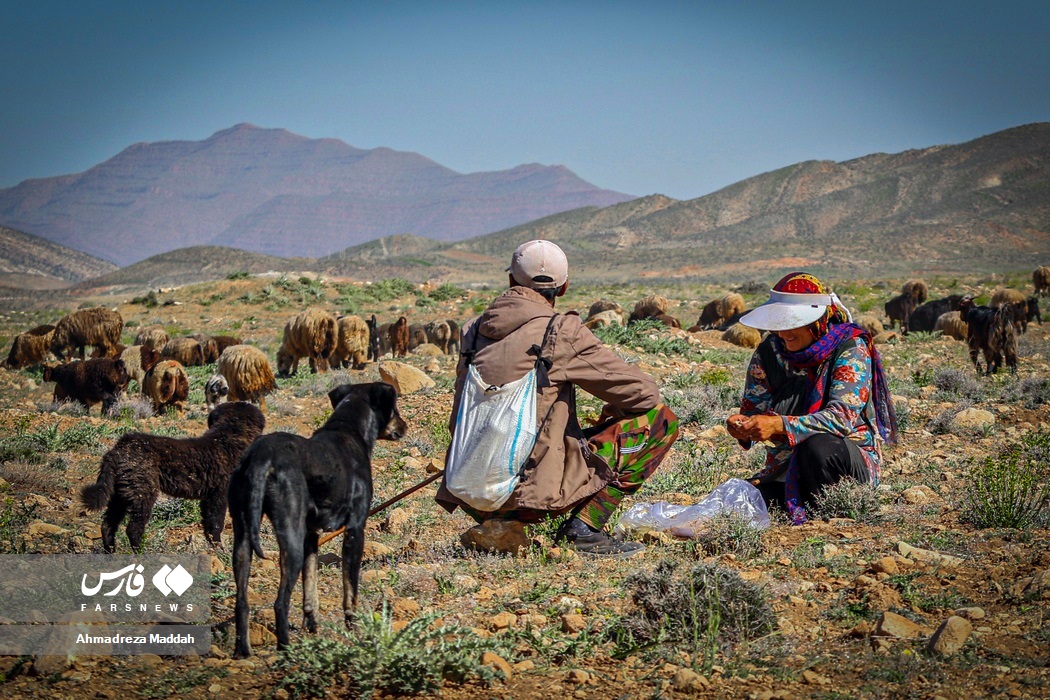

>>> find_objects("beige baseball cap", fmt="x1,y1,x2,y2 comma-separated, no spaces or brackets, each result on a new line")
507,239,568,289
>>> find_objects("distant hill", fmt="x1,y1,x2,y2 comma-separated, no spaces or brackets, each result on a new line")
0,124,634,266
0,225,116,289
80,246,310,290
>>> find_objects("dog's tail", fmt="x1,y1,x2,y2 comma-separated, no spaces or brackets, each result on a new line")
239,451,273,561
80,451,118,511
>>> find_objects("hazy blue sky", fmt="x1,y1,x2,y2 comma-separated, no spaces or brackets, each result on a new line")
1,1,1047,200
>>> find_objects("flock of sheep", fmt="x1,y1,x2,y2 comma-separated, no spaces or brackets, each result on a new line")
3,267,1048,417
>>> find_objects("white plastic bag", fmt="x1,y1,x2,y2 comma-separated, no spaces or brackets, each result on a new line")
616,478,770,538
444,364,538,511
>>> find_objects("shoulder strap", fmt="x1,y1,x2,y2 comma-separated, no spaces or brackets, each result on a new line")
526,314,559,389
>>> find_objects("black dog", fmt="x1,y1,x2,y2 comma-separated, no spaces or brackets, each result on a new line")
81,401,265,552
230,382,406,657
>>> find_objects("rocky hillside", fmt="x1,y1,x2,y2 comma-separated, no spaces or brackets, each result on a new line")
0,225,116,289
0,124,633,266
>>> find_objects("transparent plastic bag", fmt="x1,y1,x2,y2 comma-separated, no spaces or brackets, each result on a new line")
615,478,770,538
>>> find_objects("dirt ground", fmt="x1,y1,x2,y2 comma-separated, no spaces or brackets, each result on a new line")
0,274,1047,699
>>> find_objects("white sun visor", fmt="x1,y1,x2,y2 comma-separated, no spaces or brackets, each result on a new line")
738,290,832,332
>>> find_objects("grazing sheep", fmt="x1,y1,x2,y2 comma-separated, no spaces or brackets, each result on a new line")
120,345,161,392
50,307,123,360
212,335,243,356
424,320,452,354
884,293,916,332
722,323,762,349
629,294,669,323
276,309,338,376
3,324,55,369
718,293,746,322
332,315,369,370
587,300,627,325
856,315,885,337
205,374,230,410
44,358,129,415
218,345,278,412
366,315,380,362
901,280,929,304
161,337,206,367
653,313,682,329
446,319,460,356
934,311,968,340
1033,266,1050,296
192,335,221,363
377,322,393,357
696,300,722,329
143,360,190,414
991,288,1029,334
407,323,428,351
960,298,1017,375
907,295,966,333
80,401,266,552
583,310,625,331
389,316,409,358
133,327,170,351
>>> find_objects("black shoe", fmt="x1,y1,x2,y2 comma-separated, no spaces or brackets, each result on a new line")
555,517,645,558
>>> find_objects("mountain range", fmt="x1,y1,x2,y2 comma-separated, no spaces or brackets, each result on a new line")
0,124,633,266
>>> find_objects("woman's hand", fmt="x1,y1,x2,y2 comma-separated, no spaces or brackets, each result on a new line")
726,413,786,442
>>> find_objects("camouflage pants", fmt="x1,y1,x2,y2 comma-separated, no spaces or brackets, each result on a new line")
461,404,680,529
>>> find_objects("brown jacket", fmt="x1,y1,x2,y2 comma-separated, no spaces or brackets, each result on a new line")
436,286,661,513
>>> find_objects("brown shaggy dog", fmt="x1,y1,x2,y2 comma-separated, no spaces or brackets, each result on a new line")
143,360,190,414
389,316,409,357
51,308,123,360
218,345,278,412
4,324,55,369
162,337,207,367
44,358,129,415
276,309,338,376
80,401,266,552
133,327,170,351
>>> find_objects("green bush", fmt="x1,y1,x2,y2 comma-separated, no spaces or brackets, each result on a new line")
640,442,729,498
226,271,251,280
961,432,1050,529
691,511,765,560
594,319,697,357
275,606,507,699
811,479,883,524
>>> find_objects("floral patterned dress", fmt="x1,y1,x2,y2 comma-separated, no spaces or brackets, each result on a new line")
739,336,882,484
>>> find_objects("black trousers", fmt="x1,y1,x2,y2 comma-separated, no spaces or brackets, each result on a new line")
756,433,870,510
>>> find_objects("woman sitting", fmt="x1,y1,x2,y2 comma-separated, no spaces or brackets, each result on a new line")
725,272,897,524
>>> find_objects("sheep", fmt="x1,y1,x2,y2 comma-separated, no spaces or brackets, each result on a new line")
990,288,1029,334
205,374,230,410
583,310,624,331
366,315,381,362
856,315,885,337
696,300,722,329
377,322,393,357
191,334,221,363
653,313,682,329
407,323,428,351
50,307,123,360
629,294,669,323
901,280,929,304
1033,266,1050,296
143,360,191,414
212,335,243,356
80,401,266,552
960,298,1017,375
120,344,161,392
218,345,278,412
884,293,916,332
276,309,338,376
446,319,460,356
722,323,762,349
424,319,452,354
934,311,968,341
718,293,746,322
389,316,409,358
1026,296,1042,327
133,327,170,351
3,324,55,369
331,315,369,370
161,337,207,367
587,300,627,325
44,358,129,415
907,295,966,333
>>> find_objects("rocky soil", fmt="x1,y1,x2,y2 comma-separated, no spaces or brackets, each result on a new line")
0,273,1047,699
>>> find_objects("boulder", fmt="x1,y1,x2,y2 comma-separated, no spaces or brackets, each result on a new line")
378,361,436,394
873,611,929,639
926,616,972,656
461,519,531,556
950,407,995,434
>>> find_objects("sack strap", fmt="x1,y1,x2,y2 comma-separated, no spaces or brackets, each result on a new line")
463,314,559,390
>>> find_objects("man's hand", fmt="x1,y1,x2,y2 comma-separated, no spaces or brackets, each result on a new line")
726,413,786,442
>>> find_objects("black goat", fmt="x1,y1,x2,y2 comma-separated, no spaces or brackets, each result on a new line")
1026,296,1043,330
907,295,965,333
884,293,916,332
960,299,1017,375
